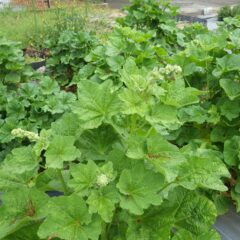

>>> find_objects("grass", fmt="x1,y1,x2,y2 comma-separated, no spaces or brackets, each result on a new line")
0,9,52,47
0,2,117,48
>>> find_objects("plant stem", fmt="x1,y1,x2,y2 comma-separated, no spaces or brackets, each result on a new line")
57,169,70,195
101,222,108,240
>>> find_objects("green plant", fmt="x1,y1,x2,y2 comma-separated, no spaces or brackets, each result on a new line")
218,4,240,21
73,26,165,84
170,25,240,212
117,0,183,51
46,30,98,85
0,59,229,239
218,5,232,21
232,4,240,17
0,36,33,84
118,0,178,31
0,37,76,160
2,0,240,238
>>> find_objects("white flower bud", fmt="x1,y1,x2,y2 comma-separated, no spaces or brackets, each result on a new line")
11,128,40,142
96,174,110,187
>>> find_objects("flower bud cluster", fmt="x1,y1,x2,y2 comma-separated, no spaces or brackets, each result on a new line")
11,128,40,142
96,173,111,187
159,64,182,75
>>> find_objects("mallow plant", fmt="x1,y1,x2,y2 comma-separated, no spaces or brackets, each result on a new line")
0,59,230,239
171,25,240,212
0,36,77,161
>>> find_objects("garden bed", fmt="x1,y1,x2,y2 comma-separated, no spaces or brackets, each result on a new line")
0,0,240,239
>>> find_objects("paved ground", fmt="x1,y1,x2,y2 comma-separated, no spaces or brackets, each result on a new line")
173,0,240,7
107,0,240,9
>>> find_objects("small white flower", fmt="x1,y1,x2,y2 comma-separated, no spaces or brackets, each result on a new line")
96,174,110,187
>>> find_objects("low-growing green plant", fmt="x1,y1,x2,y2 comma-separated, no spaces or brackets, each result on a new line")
0,37,33,84
73,26,166,84
232,4,240,17
47,0,208,86
171,24,240,212
0,59,229,239
218,5,232,21
46,30,98,85
2,0,240,239
0,37,76,160
218,4,240,21
117,0,185,51
118,0,178,31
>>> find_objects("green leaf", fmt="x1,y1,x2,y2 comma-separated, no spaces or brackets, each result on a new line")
0,118,18,143
0,188,48,239
0,147,38,190
42,92,76,114
224,136,240,167
214,54,240,76
230,29,240,47
147,103,181,130
161,187,218,236
51,113,81,137
119,58,165,100
106,56,124,72
6,100,26,119
87,185,119,222
117,163,165,215
35,168,67,192
77,125,119,161
69,161,115,196
119,89,149,116
126,187,219,240
126,209,173,240
172,229,221,240
38,194,102,240
107,146,133,172
3,223,42,240
178,105,208,124
196,32,227,51
220,78,240,100
45,136,80,169
146,135,186,182
220,98,240,120
126,133,146,159
68,161,98,196
39,76,60,95
212,194,231,215
72,81,122,129
162,79,202,108
5,73,21,83
179,154,230,191
120,58,148,91
211,125,237,143
33,129,52,157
